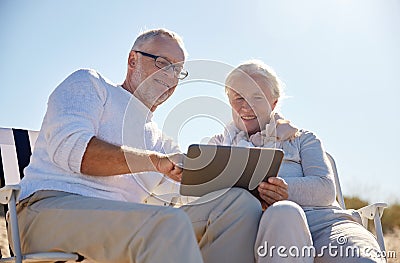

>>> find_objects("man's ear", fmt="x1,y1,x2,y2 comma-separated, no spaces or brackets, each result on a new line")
128,51,138,69
272,99,278,110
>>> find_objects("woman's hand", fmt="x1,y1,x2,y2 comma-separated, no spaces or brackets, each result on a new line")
258,177,288,208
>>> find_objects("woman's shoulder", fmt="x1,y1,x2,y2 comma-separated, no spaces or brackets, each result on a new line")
293,129,326,149
293,128,320,139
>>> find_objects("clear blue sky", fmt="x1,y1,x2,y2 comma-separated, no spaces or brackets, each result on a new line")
1,0,399,204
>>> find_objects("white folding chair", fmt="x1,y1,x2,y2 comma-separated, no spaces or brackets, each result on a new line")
326,152,387,253
0,128,82,263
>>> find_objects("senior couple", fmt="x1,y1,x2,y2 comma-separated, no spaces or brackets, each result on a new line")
15,28,383,262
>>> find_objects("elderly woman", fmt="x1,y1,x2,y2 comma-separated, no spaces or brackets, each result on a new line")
209,60,384,263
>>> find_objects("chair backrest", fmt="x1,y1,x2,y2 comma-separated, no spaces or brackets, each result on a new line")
325,152,346,209
0,128,39,187
0,128,39,258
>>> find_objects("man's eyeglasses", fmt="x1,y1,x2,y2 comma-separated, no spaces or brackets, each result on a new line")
133,50,188,80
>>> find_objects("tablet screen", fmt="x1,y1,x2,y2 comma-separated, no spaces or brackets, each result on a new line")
180,144,284,197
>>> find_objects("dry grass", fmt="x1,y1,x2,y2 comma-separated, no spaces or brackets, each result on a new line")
0,207,10,258
385,228,400,263
344,196,400,262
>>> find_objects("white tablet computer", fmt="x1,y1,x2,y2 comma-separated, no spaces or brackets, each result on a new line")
179,144,284,197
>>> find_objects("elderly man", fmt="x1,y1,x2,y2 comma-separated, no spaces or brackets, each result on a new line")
15,29,262,263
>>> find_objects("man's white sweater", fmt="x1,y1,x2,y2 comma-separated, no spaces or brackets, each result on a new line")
20,69,181,205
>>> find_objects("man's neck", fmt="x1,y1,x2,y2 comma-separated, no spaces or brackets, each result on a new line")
121,81,134,95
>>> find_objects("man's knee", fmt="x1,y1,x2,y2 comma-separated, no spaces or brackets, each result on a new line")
157,207,192,228
223,188,262,215
136,207,195,247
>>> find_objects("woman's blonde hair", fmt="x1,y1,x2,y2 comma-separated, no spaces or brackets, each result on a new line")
225,59,284,101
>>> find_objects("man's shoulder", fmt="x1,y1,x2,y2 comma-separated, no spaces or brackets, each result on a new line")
60,69,117,91
66,68,102,83
50,68,114,102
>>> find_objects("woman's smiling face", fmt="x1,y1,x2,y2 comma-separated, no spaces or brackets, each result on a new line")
227,74,277,136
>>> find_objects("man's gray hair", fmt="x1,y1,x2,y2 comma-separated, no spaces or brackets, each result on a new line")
225,59,284,101
131,28,188,58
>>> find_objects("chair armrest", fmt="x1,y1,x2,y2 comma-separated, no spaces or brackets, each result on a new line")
0,185,21,205
24,252,80,261
0,184,23,261
357,203,387,222
0,252,80,262
357,202,387,253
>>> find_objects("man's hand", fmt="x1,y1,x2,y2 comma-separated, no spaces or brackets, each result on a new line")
258,177,288,207
150,153,183,182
